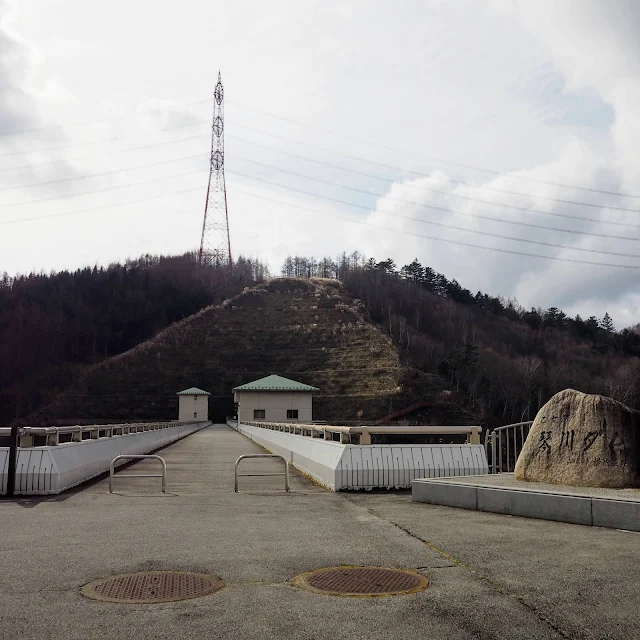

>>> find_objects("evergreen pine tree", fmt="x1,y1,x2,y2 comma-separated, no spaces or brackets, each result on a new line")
600,312,615,332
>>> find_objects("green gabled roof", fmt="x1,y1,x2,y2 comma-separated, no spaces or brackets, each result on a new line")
233,375,319,392
176,387,211,396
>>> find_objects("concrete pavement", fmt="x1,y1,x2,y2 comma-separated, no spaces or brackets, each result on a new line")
0,424,638,640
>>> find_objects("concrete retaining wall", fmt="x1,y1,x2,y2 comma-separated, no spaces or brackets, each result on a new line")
233,421,488,490
411,477,640,531
0,422,209,495
234,421,344,489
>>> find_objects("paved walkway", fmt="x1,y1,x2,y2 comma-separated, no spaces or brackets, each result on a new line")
1,424,638,640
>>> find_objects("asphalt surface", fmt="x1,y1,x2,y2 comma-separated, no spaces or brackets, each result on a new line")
1,424,638,640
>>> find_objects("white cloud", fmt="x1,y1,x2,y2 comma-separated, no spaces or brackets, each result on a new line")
1,0,639,327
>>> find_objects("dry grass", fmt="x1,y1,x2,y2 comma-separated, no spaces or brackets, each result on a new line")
32,278,407,423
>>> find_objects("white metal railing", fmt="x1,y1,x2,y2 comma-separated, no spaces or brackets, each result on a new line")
236,420,482,445
234,454,290,492
484,421,533,474
0,421,197,447
109,454,167,493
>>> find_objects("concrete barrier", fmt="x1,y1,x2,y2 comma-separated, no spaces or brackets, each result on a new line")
233,421,344,489
0,421,209,495
411,475,640,532
232,421,488,490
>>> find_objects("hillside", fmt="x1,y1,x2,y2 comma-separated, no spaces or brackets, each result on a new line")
18,250,640,429
0,252,268,424
283,253,640,422
28,278,469,425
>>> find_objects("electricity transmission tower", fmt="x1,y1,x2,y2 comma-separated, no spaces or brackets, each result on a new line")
198,72,232,267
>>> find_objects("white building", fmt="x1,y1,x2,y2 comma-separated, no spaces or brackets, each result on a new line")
233,375,319,424
176,387,210,422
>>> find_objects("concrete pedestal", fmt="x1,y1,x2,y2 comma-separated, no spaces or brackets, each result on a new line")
412,473,640,531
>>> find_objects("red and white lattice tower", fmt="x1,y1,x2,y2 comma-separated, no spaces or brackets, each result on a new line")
198,71,232,267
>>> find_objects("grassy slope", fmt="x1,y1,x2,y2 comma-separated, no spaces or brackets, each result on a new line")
26,279,385,423
30,278,476,425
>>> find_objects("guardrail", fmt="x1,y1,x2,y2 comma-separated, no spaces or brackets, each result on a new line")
109,454,167,493
234,454,290,493
238,421,482,445
232,421,489,490
0,421,194,447
484,421,533,473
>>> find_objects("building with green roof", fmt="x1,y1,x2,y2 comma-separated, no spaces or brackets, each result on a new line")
233,375,318,423
176,387,210,422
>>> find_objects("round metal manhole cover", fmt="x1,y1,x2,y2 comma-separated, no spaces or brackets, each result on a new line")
292,566,428,597
81,571,225,604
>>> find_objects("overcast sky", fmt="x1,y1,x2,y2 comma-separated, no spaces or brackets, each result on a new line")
1,0,639,327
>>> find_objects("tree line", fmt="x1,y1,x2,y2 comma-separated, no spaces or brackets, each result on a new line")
0,252,269,423
282,252,640,421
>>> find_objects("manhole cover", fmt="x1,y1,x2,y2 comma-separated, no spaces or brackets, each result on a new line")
292,566,428,597
81,571,225,604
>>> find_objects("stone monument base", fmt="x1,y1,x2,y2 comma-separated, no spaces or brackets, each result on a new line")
412,473,640,531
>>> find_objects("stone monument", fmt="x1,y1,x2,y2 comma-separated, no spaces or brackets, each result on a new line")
514,389,640,488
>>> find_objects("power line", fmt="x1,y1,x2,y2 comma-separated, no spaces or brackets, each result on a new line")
0,118,208,161
227,100,640,199
0,151,205,196
3,158,637,269
229,159,640,244
3,150,639,258
0,98,211,140
5,110,640,219
231,185,640,271
229,121,640,214
229,134,640,231
0,132,205,173
5,106,638,217
9,93,626,203
5,128,638,245
0,185,202,225
226,176,640,259
0,165,206,210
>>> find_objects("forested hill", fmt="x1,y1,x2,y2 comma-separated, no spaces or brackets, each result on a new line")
0,253,269,424
283,253,640,422
3,248,639,427
26,278,414,426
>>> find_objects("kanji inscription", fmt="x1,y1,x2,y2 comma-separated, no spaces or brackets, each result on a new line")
514,389,640,488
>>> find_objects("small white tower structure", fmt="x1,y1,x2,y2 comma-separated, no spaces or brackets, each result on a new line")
176,387,211,422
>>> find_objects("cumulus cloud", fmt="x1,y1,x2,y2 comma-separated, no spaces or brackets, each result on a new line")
509,1,640,187
2,0,639,328
506,1,640,320
355,1,640,327
0,0,80,190
0,1,42,140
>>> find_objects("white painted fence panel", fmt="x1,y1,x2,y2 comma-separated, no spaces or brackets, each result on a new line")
15,448,56,494
1,422,208,495
233,421,488,491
